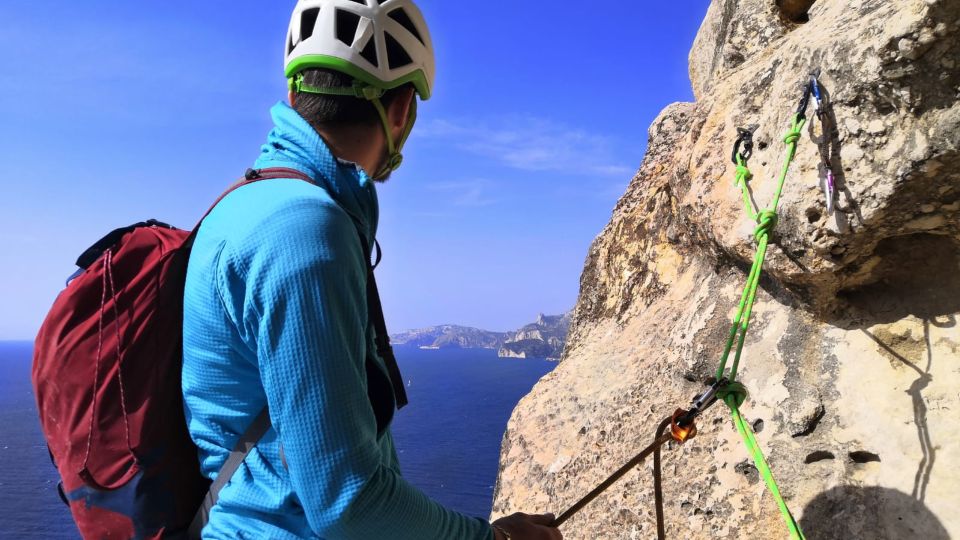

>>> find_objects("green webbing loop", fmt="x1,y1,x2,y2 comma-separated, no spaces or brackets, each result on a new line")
713,113,807,540
717,381,748,408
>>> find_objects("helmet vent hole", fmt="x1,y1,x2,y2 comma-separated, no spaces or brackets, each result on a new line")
360,38,379,68
335,9,362,47
388,9,424,45
300,7,321,42
287,33,296,56
385,32,413,69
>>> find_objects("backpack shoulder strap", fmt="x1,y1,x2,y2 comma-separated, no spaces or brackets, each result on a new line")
186,167,312,539
187,408,271,538
361,240,409,409
182,168,314,251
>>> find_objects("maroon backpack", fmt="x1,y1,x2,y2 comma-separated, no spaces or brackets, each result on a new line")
33,168,343,539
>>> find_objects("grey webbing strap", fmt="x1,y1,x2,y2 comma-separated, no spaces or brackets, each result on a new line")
187,408,271,539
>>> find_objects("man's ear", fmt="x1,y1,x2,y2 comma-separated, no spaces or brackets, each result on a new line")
386,87,416,135
289,90,297,107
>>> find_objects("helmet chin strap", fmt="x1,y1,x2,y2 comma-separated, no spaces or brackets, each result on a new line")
370,96,417,181
289,74,418,181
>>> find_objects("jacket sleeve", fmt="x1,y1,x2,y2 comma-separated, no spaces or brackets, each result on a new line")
226,198,494,540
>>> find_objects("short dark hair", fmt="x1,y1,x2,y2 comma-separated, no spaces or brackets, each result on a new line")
292,68,412,130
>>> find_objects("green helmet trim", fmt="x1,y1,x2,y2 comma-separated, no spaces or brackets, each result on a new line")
291,73,387,100
286,55,431,100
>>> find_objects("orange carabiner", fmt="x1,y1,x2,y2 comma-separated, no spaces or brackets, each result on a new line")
670,408,698,443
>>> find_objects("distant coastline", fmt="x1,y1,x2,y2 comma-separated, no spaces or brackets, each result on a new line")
392,312,572,360
412,345,559,361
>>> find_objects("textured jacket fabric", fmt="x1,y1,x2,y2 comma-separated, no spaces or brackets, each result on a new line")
182,102,494,540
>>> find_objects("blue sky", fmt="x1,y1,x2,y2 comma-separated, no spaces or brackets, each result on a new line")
0,0,709,339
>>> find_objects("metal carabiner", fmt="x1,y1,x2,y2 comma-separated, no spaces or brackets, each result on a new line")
731,127,756,164
807,68,836,213
809,69,825,118
675,378,729,427
796,83,813,120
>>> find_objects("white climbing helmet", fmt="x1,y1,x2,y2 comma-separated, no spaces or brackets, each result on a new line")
284,0,436,100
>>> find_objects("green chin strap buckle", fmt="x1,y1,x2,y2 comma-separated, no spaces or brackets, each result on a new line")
386,153,404,171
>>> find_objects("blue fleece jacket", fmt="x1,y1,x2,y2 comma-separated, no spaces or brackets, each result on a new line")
182,102,495,540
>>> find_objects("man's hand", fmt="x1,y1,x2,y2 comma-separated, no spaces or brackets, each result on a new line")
492,513,562,540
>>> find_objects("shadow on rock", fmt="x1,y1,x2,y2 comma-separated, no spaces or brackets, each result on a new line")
833,234,960,328
800,486,949,540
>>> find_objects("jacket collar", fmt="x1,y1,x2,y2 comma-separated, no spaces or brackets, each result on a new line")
253,101,379,248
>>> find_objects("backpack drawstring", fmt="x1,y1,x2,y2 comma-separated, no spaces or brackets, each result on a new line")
81,250,136,480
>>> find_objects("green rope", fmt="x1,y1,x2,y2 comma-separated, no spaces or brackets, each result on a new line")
715,113,807,540
734,155,758,221
729,396,805,539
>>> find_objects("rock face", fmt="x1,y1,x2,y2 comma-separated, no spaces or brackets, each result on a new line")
499,313,572,360
493,1,960,539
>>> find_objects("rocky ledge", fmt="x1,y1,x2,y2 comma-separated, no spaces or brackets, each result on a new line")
492,0,960,538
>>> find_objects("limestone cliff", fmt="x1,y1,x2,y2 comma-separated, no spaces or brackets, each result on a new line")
391,325,508,350
499,313,572,360
492,1,960,539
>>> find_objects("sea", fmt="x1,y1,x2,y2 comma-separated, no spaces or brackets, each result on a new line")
0,341,555,539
